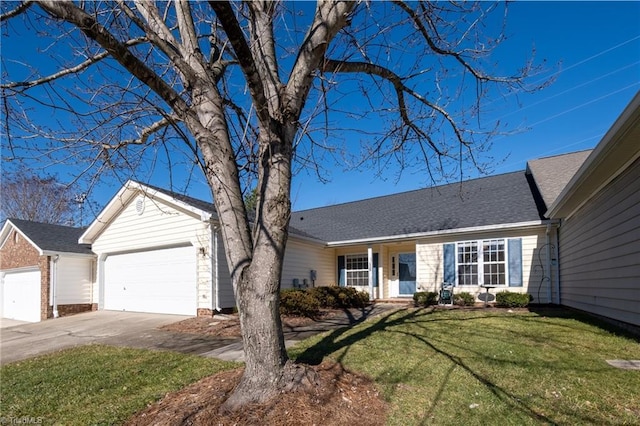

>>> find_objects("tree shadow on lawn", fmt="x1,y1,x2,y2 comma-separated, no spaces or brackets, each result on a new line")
295,307,562,425
527,304,640,342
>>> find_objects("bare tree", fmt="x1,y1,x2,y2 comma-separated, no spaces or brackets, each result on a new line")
1,0,546,410
1,167,79,225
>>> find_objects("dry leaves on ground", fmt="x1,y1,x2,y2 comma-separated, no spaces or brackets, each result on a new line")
126,361,388,426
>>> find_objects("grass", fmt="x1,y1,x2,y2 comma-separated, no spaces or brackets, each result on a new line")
2,308,638,425
0,345,238,425
290,307,640,425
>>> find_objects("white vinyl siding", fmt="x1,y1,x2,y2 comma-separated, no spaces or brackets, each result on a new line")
56,257,93,305
1,269,41,322
415,229,551,302
558,157,640,327
281,239,334,289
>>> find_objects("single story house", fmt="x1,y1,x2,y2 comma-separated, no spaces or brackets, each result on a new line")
0,219,95,322
546,92,640,328
79,159,579,317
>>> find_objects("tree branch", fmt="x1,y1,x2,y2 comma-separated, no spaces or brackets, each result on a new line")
0,0,32,22
1,37,147,90
208,0,270,124
36,0,189,117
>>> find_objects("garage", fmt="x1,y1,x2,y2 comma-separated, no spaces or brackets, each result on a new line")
1,269,42,322
103,246,197,315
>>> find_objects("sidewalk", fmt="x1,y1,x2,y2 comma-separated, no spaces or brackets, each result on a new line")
200,302,404,362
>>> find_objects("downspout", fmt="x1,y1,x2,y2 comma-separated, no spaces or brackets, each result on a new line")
50,255,60,318
545,224,552,304
211,223,220,312
554,223,561,305
367,246,374,300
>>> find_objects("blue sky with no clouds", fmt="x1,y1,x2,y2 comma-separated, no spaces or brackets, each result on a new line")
290,1,640,211
1,1,639,218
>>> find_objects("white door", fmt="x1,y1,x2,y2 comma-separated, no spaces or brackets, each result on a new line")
104,246,197,315
1,269,42,322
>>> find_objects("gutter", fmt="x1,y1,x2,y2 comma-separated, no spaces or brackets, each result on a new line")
326,220,549,247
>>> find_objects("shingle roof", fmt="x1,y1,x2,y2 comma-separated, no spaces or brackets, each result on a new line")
7,218,94,255
526,150,592,210
289,171,544,243
141,182,219,218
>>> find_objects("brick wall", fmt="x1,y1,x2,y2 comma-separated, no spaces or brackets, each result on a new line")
1,228,51,320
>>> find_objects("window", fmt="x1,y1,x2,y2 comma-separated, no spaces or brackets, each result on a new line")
457,241,478,285
345,254,369,287
456,239,506,286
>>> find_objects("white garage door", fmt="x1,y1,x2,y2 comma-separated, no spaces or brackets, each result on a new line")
1,269,42,322
104,246,197,315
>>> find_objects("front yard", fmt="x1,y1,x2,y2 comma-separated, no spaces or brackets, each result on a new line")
1,307,638,425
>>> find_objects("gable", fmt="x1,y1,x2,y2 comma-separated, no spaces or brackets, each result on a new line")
88,190,211,254
0,225,41,269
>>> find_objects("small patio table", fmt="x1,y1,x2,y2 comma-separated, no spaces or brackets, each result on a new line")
480,284,498,307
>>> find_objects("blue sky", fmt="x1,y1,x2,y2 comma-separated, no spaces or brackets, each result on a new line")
290,1,640,211
2,1,639,219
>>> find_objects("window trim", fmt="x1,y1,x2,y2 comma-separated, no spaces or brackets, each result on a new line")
454,238,509,287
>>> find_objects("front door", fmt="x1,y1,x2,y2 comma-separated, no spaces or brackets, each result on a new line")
398,252,417,296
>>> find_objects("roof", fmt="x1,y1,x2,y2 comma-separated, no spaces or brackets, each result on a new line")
289,171,545,244
547,91,640,219
1,218,94,255
526,150,592,210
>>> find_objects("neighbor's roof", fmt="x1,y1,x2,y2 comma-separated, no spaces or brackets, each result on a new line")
526,150,592,211
290,171,545,244
1,218,94,255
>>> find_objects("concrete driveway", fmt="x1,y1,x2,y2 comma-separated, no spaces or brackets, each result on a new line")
0,311,238,365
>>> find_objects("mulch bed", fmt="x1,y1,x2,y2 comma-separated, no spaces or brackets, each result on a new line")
125,360,388,426
159,309,352,338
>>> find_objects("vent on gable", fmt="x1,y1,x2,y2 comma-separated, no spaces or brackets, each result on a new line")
135,196,145,215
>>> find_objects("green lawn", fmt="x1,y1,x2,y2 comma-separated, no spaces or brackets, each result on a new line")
0,345,238,425
291,307,640,425
2,308,639,425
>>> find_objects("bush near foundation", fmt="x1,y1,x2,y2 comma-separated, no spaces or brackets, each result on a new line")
280,286,370,317
413,291,438,307
454,292,476,306
308,286,369,309
279,289,321,317
495,291,532,308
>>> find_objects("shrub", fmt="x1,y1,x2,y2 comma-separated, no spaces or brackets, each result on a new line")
308,286,369,309
413,291,438,307
495,291,532,308
454,292,476,306
279,289,320,317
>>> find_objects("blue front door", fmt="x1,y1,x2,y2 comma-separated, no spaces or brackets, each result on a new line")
398,253,417,295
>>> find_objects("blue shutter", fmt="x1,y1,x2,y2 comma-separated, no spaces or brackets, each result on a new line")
338,255,346,287
508,238,523,287
443,243,456,285
372,253,379,287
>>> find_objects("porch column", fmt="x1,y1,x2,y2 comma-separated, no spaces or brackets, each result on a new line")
368,246,373,299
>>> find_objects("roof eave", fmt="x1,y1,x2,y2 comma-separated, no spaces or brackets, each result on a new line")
0,219,44,255
326,220,550,247
547,92,640,219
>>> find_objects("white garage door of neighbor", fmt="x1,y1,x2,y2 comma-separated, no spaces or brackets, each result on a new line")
1,269,42,322
104,246,197,315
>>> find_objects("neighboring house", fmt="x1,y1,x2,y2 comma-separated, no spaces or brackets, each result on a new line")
546,92,640,328
0,219,95,322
